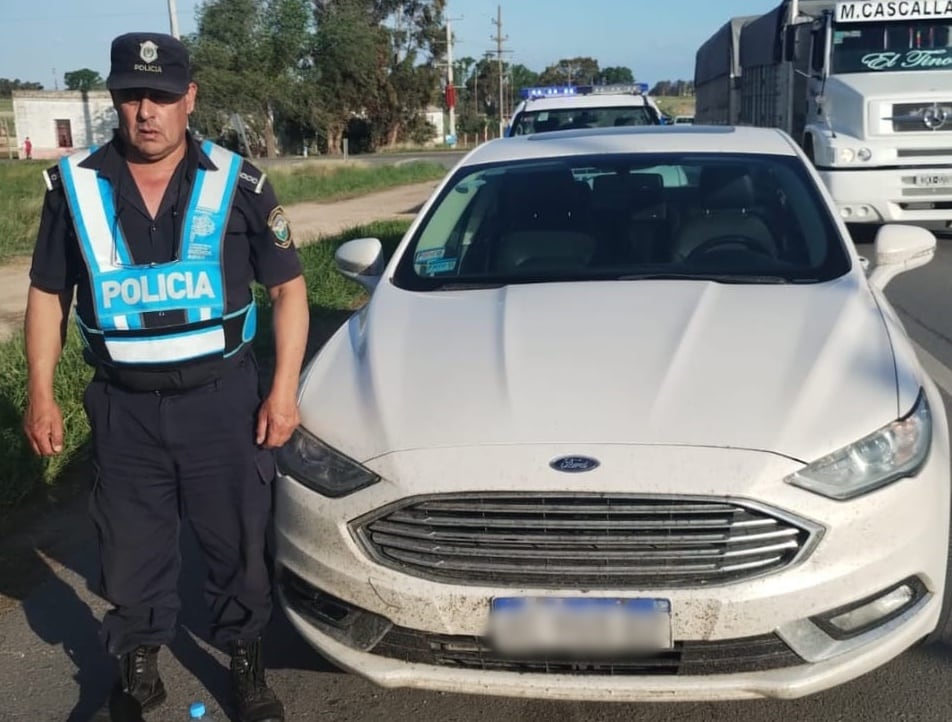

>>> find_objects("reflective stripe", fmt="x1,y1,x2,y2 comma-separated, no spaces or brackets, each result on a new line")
105,326,226,364
59,141,253,367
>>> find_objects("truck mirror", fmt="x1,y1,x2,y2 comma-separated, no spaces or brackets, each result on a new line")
784,26,798,62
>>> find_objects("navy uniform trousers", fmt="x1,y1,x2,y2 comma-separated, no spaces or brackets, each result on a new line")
83,354,276,656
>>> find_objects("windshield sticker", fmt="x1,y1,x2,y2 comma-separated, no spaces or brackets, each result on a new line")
415,248,445,263
837,1,952,23
861,48,952,69
425,258,458,274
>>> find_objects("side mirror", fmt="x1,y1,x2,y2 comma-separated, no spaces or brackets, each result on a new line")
867,224,936,290
335,237,384,292
784,26,798,62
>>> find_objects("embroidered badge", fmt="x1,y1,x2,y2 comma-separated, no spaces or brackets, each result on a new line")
268,206,292,248
139,41,159,63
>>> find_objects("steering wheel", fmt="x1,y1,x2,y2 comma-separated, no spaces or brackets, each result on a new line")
683,234,774,262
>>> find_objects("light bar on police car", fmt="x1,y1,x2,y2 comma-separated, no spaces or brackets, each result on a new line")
836,1,952,23
519,86,578,99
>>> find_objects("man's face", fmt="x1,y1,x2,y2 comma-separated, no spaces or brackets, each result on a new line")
112,82,197,162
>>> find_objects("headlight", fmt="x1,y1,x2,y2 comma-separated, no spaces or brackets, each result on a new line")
833,147,873,164
785,391,931,500
277,428,380,498
837,147,856,164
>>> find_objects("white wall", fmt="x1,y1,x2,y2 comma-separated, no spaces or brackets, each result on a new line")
425,108,445,145
12,91,117,159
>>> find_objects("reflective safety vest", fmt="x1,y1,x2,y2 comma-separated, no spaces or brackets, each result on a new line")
59,141,257,368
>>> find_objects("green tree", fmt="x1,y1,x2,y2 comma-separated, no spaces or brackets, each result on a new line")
63,68,105,91
598,66,635,85
0,78,44,97
188,0,312,157
311,0,382,154
537,57,600,86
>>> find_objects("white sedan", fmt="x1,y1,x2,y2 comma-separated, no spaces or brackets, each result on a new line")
274,125,952,702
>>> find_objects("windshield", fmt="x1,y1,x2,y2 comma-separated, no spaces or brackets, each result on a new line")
832,20,952,73
510,105,658,135
393,153,851,291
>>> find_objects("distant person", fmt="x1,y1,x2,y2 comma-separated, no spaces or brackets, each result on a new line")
23,136,32,160
23,31,308,722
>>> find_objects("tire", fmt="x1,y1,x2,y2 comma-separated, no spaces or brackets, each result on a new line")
922,530,952,646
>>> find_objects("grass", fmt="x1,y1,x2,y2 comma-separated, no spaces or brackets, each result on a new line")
0,159,442,261
265,161,445,206
0,219,411,516
0,161,47,262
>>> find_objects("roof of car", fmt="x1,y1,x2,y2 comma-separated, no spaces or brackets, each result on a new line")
514,93,651,111
462,125,800,166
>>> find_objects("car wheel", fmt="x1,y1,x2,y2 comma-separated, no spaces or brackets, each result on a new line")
921,532,952,646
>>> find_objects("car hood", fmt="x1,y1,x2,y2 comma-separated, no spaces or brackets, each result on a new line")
299,274,907,463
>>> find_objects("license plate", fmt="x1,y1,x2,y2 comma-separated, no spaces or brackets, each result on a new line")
914,173,952,187
487,597,672,655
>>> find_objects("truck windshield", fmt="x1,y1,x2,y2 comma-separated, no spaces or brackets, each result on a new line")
510,106,658,135
832,21,952,73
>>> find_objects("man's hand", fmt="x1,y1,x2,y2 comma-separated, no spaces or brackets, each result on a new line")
256,391,300,448
24,397,65,456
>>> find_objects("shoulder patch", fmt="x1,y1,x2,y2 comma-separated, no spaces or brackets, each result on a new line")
238,162,267,194
267,206,293,248
42,165,62,192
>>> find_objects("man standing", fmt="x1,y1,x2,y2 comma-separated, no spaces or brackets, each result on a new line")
23,32,308,722
23,136,32,160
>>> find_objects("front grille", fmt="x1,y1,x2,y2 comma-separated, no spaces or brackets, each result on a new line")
352,494,818,588
890,102,952,132
372,626,805,675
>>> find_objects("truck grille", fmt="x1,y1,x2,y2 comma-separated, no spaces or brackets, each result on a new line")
351,494,819,588
890,102,952,132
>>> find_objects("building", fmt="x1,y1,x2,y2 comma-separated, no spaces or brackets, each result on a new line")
12,90,117,159
423,105,445,145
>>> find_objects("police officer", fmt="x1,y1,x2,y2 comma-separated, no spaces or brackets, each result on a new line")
23,32,308,722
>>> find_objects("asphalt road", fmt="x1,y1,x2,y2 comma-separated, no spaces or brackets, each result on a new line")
3,233,952,721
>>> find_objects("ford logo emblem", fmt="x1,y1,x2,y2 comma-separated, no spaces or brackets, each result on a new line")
550,456,600,473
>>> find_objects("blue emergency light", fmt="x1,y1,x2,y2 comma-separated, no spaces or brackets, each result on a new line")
519,83,649,100
519,86,578,100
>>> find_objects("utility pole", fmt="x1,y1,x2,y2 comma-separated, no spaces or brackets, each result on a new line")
491,5,509,137
446,17,456,144
168,0,180,39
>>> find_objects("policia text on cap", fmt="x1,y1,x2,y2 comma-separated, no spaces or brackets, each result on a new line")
22,32,309,722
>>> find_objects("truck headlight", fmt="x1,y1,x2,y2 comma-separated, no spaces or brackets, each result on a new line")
277,428,381,498
786,391,931,500
834,147,873,164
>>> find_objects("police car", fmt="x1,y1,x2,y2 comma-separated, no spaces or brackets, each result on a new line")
506,83,664,136
274,124,951,703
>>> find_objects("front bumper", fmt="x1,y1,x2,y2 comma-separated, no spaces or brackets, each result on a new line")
274,441,949,701
819,167,952,225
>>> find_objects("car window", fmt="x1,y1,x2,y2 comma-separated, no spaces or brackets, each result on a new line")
510,106,658,135
394,152,851,290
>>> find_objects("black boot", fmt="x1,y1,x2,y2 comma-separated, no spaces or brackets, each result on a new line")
230,638,285,722
103,645,166,721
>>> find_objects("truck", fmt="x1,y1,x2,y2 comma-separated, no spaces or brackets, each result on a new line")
695,0,952,230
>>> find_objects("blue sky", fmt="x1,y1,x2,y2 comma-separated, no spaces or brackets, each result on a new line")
1,0,778,89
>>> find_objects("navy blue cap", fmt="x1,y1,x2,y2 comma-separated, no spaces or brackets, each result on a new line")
106,32,191,95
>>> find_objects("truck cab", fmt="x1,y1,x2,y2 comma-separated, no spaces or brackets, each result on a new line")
800,2,952,226
696,0,952,229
